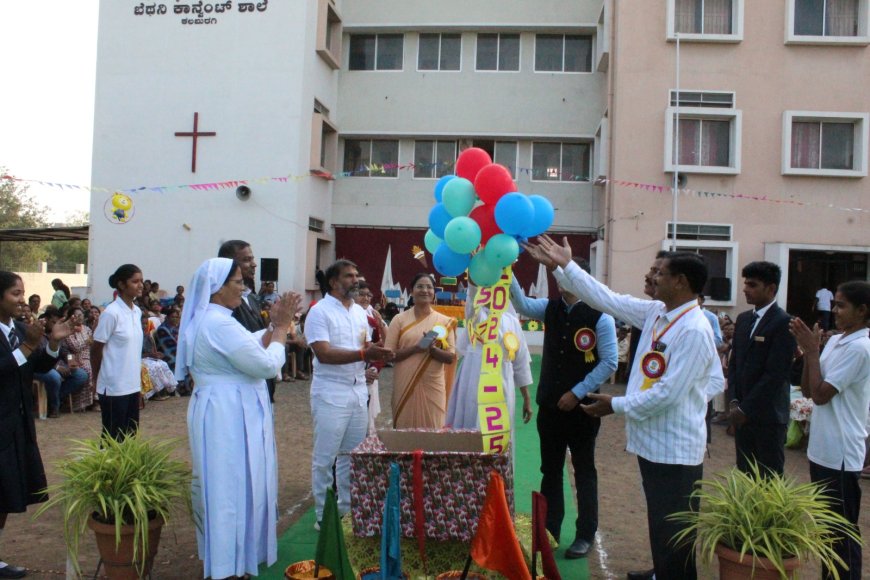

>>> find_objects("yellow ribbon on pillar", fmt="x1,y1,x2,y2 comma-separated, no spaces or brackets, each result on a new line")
474,268,513,455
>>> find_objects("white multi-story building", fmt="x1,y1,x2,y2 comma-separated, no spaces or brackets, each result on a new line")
88,0,608,301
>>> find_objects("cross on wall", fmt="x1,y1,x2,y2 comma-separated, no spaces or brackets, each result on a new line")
174,112,216,173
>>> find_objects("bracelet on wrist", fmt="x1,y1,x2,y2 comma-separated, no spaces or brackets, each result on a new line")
359,348,366,362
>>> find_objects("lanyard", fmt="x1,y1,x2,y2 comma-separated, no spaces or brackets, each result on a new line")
650,304,697,349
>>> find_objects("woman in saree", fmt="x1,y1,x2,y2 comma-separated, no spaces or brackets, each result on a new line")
384,273,456,429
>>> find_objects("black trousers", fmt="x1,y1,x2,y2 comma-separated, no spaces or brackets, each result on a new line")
99,392,140,441
537,404,600,542
810,461,863,580
735,422,786,475
637,456,702,580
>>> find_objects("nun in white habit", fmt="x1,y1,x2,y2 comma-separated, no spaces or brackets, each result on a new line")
177,258,299,579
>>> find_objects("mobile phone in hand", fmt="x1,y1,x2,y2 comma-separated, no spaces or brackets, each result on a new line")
418,330,438,350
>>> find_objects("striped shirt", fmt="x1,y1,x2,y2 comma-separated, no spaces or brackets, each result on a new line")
554,262,722,465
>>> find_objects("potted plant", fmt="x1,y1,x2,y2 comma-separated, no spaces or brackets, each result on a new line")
36,433,194,579
670,462,861,579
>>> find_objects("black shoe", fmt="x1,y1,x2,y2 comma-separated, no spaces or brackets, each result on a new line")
0,564,27,579
626,568,655,580
565,538,591,559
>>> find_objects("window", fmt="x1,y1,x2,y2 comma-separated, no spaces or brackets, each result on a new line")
475,33,520,71
666,222,732,240
787,0,869,43
594,117,609,180
535,34,592,72
667,0,744,41
310,102,337,174
532,142,592,181
414,140,457,178
467,140,519,177
418,33,461,71
315,0,342,69
343,140,399,177
782,111,869,176
661,231,739,304
665,90,741,174
349,34,403,70
308,217,325,233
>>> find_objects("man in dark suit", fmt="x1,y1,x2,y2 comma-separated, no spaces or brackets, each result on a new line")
218,240,275,402
728,261,796,475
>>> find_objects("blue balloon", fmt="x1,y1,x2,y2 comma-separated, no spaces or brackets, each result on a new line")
424,229,442,254
433,175,456,203
428,203,452,239
494,192,534,236
521,195,555,237
433,244,471,277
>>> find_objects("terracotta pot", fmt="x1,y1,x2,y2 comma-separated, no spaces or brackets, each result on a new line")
435,572,487,580
87,514,164,580
284,559,335,579
716,544,801,579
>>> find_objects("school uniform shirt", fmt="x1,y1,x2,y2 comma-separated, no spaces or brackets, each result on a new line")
305,294,371,407
807,329,870,472
93,298,143,396
554,261,723,466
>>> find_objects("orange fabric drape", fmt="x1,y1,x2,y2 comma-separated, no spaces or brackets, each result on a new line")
470,471,532,580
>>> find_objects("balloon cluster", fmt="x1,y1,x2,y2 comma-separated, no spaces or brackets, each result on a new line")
425,148,555,287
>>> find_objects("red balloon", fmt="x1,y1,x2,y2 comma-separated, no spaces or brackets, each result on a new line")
469,204,502,244
455,147,492,182
474,164,517,205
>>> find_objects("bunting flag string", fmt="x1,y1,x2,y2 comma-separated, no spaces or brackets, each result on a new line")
2,171,867,215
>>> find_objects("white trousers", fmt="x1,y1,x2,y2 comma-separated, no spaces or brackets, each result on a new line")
310,392,368,521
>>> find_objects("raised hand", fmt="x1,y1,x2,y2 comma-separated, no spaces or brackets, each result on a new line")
270,292,302,329
789,317,820,354
579,392,615,418
23,322,44,349
50,317,75,342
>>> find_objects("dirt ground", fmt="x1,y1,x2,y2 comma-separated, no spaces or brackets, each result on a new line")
7,368,870,579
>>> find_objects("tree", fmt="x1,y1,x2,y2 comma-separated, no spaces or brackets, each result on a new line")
0,170,50,271
44,211,89,273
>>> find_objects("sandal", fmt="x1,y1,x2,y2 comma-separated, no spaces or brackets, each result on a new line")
295,372,309,380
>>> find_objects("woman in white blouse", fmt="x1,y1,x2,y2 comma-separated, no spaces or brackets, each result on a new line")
176,258,300,580
790,280,870,580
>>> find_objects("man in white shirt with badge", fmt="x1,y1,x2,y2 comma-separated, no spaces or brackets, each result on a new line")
305,260,394,527
525,235,722,580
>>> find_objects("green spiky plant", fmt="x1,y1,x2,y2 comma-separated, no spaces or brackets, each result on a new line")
669,462,861,579
35,433,194,577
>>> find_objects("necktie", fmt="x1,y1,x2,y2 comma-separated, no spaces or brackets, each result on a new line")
8,328,20,350
748,312,760,338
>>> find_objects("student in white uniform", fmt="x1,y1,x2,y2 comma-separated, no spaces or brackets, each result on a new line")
91,264,144,440
177,257,300,580
791,280,870,580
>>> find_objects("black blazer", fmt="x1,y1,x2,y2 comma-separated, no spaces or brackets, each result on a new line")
0,321,58,445
727,304,796,425
232,292,267,333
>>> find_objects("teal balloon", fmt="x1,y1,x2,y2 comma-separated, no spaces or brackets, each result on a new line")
433,175,455,203
494,192,534,236
433,244,470,277
442,177,476,217
469,253,502,287
484,234,520,268
521,194,555,237
444,216,482,254
424,229,442,254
